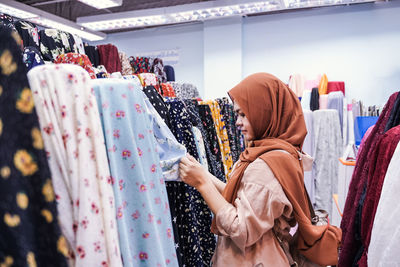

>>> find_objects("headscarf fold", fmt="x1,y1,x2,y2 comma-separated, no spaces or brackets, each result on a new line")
211,73,341,265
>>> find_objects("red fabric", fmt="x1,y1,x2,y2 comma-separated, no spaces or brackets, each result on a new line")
357,126,400,267
327,81,345,95
339,92,398,267
161,83,176,97
54,53,96,79
97,44,122,73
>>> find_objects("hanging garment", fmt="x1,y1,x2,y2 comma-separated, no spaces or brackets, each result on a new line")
151,58,167,83
164,65,175,81
339,92,398,267
129,56,151,74
327,91,344,136
368,141,400,266
23,46,44,71
384,92,400,132
302,110,315,204
304,74,322,91
92,78,181,267
72,34,85,55
356,125,400,266
201,100,234,178
312,110,343,217
161,83,176,97
301,90,312,110
94,65,110,78
84,44,100,67
28,64,123,267
327,81,345,95
97,44,122,73
192,126,209,170
14,20,39,48
310,87,319,111
318,73,328,95
165,98,217,267
119,52,133,76
184,99,226,180
288,73,305,97
0,25,69,267
54,53,96,79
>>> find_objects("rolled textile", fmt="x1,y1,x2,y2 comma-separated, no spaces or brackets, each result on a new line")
288,73,305,97
23,46,44,71
28,64,123,267
97,44,122,73
327,81,345,95
312,110,343,218
164,65,175,81
54,52,96,79
318,73,328,95
118,51,133,76
319,94,329,109
368,141,400,267
84,43,100,67
14,20,39,48
384,92,400,132
300,90,311,110
327,91,344,136
310,87,319,111
72,34,85,54
302,110,315,204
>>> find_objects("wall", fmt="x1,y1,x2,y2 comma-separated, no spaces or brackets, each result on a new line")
100,1,400,105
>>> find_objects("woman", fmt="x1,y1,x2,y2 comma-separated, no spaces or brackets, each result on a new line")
179,73,338,266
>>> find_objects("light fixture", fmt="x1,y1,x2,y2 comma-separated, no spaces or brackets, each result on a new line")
0,0,106,41
77,0,123,9
77,0,377,32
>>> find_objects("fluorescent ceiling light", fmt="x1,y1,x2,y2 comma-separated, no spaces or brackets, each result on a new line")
0,0,106,41
77,0,123,9
77,0,376,31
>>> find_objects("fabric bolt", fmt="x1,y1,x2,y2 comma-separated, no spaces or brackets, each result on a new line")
312,110,342,217
92,78,179,267
129,56,151,74
166,98,216,267
39,29,73,62
142,85,171,129
318,74,328,95
0,14,16,33
304,75,322,91
184,99,226,181
138,73,161,93
302,110,315,204
164,65,175,81
327,81,345,95
201,100,234,179
170,82,200,99
192,126,209,170
319,94,329,109
97,44,122,74
327,91,344,136
151,58,167,83
368,142,400,267
356,125,400,266
161,83,176,97
288,73,305,97
54,53,96,79
310,87,319,111
301,90,311,110
0,26,68,267
84,44,100,67
72,34,85,55
14,20,39,48
23,46,44,71
384,92,400,132
118,52,133,76
28,64,122,267
339,92,398,267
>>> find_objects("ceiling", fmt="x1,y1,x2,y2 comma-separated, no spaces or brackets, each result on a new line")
17,0,213,22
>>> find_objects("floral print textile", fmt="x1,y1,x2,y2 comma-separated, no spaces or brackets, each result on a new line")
138,73,161,94
161,83,176,97
142,85,171,128
129,56,151,74
92,78,179,267
119,52,133,76
72,34,85,55
54,53,96,79
39,29,75,62
97,44,122,74
151,58,167,83
23,46,44,71
14,20,39,48
192,126,209,170
84,43,100,67
0,26,68,267
27,64,123,267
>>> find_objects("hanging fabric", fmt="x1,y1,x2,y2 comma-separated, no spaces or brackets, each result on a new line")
118,51,133,76
129,56,151,74
327,81,345,95
84,43,100,67
72,34,85,55
310,87,320,111
302,109,315,204
14,20,39,49
327,91,344,135
54,53,96,79
169,82,200,99
301,90,311,110
288,73,305,97
0,26,68,267
161,83,176,97
28,64,123,267
0,14,16,33
97,44,122,74
151,58,167,83
164,65,175,81
23,46,44,71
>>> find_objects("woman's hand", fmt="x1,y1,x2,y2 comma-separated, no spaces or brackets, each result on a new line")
179,154,209,189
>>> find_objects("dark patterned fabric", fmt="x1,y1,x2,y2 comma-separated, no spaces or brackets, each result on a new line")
310,87,320,111
0,26,69,267
84,43,100,67
14,20,39,49
129,56,151,74
143,85,171,129
0,14,16,33
39,29,75,61
384,92,400,132
54,53,96,79
23,46,44,72
151,58,167,83
165,99,216,267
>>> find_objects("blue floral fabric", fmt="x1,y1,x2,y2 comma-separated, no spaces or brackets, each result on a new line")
92,78,179,267
23,46,44,71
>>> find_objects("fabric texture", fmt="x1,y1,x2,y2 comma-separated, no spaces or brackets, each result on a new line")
151,58,167,83
216,72,341,266
384,92,400,132
97,44,122,73
301,90,311,110
368,142,400,267
138,73,160,93
312,110,343,217
0,14,16,33
288,73,305,97
23,46,44,71
92,78,179,267
142,85,171,128
327,91,344,136
39,29,75,62
310,87,319,111
339,92,398,267
119,52,133,76
84,44,100,67
28,64,122,267
192,126,209,170
164,65,175,81
169,82,200,99
318,74,328,95
212,159,293,267
54,53,96,79
327,81,345,95
0,25,68,267
129,56,151,74
319,94,329,109
14,20,39,48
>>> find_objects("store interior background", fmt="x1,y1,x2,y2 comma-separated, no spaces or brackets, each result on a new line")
92,0,400,105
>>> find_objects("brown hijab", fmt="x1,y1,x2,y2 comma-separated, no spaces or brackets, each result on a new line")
211,73,341,266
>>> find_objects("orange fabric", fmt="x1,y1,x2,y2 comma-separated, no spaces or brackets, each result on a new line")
318,73,328,95
211,73,341,266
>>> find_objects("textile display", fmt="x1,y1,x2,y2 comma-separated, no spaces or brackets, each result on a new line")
288,73,305,97
327,91,344,135
310,87,319,111
84,44,100,67
129,56,151,74
97,44,122,74
302,110,315,204
23,46,44,71
318,73,328,95
152,58,167,83
119,51,133,76
72,34,85,55
301,90,311,110
0,26,68,267
54,53,96,79
39,29,75,62
28,64,122,267
14,21,39,48
327,81,345,95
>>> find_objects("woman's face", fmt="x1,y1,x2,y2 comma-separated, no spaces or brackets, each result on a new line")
234,101,255,141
